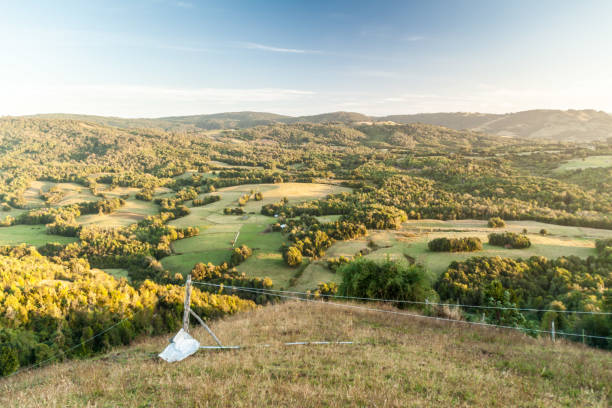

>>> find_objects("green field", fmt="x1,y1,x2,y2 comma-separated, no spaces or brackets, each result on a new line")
554,155,612,172
162,182,351,285
102,268,130,280
324,219,611,282
0,225,77,247
77,196,159,227
24,181,97,208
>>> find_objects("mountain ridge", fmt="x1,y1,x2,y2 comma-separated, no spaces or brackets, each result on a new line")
20,109,612,141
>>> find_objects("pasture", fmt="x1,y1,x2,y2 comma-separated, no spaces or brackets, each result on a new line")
323,219,610,282
0,225,77,247
163,182,351,285
102,268,130,280
23,181,97,208
554,155,612,172
77,196,158,227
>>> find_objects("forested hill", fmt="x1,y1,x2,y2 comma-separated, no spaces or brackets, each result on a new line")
23,109,612,141
383,109,612,142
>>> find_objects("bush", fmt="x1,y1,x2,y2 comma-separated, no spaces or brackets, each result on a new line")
315,281,339,297
135,188,154,201
327,256,351,272
540,229,548,235
192,195,220,207
488,217,506,228
338,258,434,306
230,245,252,266
254,192,263,201
0,346,19,376
428,237,482,252
223,207,245,215
488,232,531,249
283,246,303,266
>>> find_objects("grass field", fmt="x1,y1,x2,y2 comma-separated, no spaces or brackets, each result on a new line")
324,219,611,282
102,268,130,280
77,196,159,227
0,225,77,247
25,181,98,208
3,301,610,407
291,261,341,291
554,155,612,172
163,183,351,285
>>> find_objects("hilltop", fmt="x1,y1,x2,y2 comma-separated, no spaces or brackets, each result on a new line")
2,301,610,407
23,109,612,141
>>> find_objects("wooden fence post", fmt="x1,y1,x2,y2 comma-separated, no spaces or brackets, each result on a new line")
183,275,192,332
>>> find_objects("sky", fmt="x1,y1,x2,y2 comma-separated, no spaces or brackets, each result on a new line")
1,0,611,117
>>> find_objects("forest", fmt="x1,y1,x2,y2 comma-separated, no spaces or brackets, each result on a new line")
0,116,611,375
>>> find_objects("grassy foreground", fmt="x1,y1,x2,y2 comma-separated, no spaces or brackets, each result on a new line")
2,301,610,407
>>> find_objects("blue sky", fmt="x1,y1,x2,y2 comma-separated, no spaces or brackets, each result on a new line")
1,0,611,117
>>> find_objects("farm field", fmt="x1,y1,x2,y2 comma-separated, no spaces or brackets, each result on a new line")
554,155,612,172
0,225,77,247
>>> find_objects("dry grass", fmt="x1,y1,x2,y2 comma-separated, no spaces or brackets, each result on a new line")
2,301,610,407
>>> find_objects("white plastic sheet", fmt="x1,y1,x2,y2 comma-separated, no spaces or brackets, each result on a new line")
159,329,200,362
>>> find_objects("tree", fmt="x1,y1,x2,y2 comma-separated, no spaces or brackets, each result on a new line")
338,258,433,306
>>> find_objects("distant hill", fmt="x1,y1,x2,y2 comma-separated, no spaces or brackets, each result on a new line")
380,110,612,142
161,111,290,130
286,111,372,124
26,109,612,141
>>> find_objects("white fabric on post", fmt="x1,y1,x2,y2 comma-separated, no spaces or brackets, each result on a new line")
159,329,200,362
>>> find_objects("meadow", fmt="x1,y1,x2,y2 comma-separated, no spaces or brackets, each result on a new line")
0,225,77,247
162,182,351,284
324,219,610,282
554,154,612,172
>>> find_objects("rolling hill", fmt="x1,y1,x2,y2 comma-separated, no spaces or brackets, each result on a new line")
23,109,612,141
383,110,612,141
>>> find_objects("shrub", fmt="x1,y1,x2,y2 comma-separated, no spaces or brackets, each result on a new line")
230,245,252,266
488,217,506,228
315,281,339,297
254,192,263,201
0,346,19,376
192,195,220,207
283,246,303,266
488,232,531,249
135,189,154,201
540,229,548,235
327,256,351,272
428,237,482,252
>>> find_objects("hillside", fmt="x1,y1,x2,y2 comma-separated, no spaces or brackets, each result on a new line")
381,110,612,141
2,301,610,407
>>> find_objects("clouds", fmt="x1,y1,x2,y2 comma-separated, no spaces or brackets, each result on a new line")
174,1,193,8
236,42,317,54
